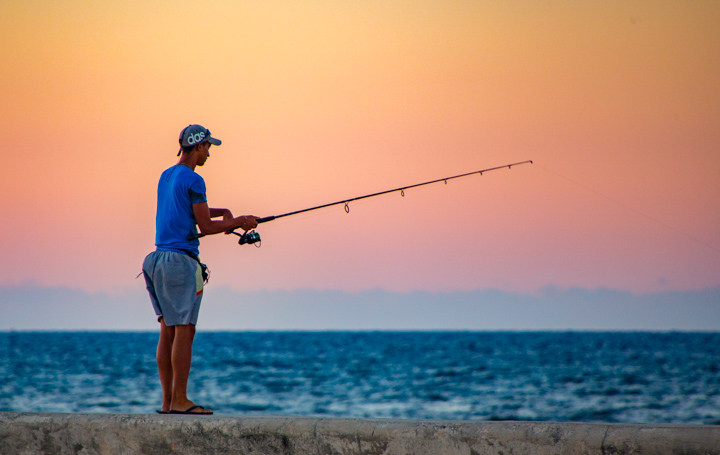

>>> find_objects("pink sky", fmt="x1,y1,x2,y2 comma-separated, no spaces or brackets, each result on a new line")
1,1,718,295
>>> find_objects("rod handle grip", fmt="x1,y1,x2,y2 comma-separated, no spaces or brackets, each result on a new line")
257,216,276,224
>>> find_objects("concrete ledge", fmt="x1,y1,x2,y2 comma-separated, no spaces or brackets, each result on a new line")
1,413,718,455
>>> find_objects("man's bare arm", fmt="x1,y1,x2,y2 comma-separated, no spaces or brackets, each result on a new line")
193,202,258,235
209,208,230,218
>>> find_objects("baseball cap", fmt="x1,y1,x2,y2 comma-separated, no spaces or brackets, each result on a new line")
177,124,222,155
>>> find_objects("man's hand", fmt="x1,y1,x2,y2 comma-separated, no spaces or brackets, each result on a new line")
239,216,259,232
226,215,259,234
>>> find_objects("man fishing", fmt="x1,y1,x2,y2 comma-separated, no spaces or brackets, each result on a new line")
142,124,258,415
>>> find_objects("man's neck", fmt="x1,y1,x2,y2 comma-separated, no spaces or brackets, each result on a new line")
177,154,197,170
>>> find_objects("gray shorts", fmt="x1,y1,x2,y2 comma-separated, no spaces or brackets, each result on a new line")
142,250,204,326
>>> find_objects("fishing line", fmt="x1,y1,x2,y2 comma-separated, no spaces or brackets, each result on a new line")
535,163,720,254
190,160,533,245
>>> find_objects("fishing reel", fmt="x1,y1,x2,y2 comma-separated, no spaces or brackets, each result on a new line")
238,230,261,247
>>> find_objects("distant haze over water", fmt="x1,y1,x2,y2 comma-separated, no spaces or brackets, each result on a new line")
1,285,719,331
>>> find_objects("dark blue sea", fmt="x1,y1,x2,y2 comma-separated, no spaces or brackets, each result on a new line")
1,332,718,424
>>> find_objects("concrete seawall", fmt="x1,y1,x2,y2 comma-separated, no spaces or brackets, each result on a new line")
1,413,718,455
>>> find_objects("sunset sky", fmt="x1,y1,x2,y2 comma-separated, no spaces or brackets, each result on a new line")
1,1,718,306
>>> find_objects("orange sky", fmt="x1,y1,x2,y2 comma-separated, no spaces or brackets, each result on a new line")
1,0,718,294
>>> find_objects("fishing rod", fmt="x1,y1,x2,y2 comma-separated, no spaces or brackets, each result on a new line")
189,160,533,245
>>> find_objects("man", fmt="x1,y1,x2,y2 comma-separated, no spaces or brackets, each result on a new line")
142,124,258,415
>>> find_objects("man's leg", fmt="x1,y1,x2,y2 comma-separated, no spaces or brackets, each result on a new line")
157,318,175,412
170,323,211,413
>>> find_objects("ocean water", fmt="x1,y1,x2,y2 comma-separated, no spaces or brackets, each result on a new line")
0,331,718,424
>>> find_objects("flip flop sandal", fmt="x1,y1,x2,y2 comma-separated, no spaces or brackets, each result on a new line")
168,405,213,415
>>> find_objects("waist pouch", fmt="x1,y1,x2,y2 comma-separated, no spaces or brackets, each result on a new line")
180,250,209,284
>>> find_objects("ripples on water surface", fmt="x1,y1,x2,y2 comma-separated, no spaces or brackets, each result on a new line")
1,332,718,424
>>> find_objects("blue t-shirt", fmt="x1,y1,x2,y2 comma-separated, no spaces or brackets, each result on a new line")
155,164,207,255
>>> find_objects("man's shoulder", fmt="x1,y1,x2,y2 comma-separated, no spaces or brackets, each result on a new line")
160,165,205,184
